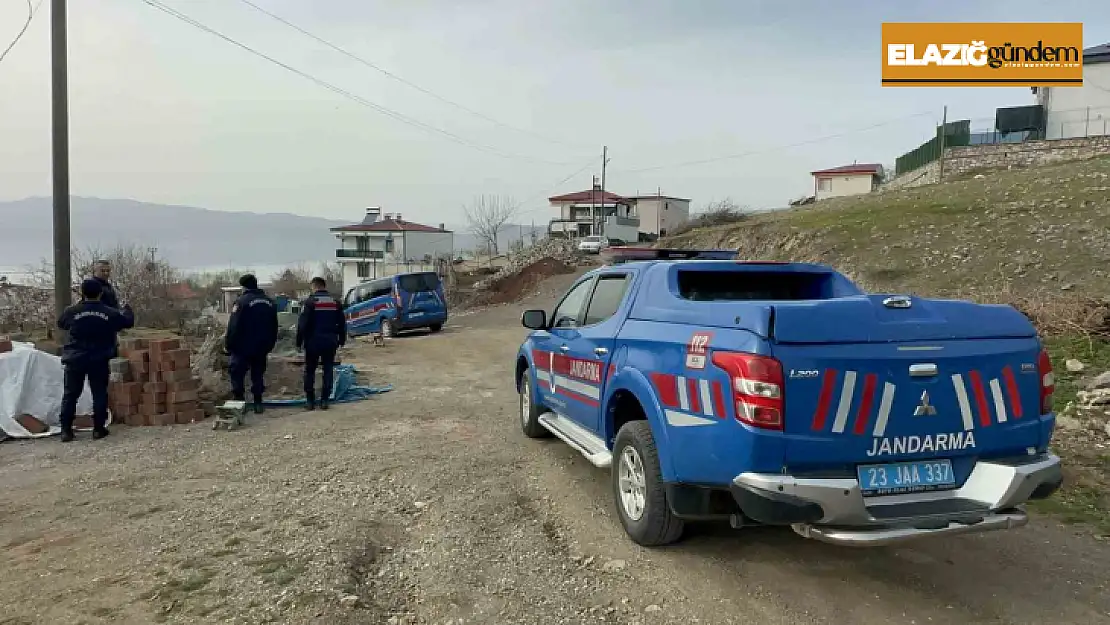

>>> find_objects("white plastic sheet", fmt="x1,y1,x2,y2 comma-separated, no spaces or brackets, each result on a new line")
0,342,109,438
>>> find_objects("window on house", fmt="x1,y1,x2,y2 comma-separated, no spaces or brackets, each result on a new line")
385,238,395,253
356,262,370,278
817,178,832,191
355,237,369,252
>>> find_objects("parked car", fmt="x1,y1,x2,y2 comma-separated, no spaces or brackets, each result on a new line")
514,247,1062,547
577,236,610,254
343,271,447,338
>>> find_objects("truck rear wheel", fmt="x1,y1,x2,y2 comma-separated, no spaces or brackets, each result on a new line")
519,370,550,439
612,421,684,546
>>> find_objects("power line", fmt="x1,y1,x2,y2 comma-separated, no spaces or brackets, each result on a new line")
234,0,591,150
138,0,575,166
614,111,937,175
0,0,43,68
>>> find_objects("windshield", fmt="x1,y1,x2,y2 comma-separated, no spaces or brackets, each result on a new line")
398,272,441,293
583,236,602,242
677,270,835,301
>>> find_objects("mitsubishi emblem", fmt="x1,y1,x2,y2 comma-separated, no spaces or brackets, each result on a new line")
913,390,937,416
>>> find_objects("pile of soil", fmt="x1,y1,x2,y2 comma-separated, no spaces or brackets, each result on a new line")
464,258,575,308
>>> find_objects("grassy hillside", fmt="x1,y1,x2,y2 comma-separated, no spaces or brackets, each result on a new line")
664,156,1110,299
661,155,1110,535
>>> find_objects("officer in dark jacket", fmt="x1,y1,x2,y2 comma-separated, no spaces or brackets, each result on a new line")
224,274,279,414
90,259,120,309
296,277,346,411
57,278,135,442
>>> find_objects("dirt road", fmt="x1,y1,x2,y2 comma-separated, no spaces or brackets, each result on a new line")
2,272,1110,625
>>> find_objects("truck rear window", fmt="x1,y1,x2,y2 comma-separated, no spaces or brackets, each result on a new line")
677,270,833,301
398,272,441,293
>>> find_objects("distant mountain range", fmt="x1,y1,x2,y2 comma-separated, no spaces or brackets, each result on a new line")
0,197,546,274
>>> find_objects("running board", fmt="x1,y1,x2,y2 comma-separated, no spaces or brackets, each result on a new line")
538,412,612,468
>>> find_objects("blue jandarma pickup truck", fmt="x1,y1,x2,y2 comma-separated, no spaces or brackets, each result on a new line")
515,248,1063,547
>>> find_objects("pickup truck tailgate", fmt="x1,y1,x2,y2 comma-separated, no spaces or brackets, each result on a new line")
773,338,1049,476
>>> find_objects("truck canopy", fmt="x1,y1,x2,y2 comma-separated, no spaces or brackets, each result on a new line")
625,261,1036,342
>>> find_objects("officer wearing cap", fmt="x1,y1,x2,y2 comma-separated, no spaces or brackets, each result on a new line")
296,277,346,410
224,274,279,414
57,278,135,442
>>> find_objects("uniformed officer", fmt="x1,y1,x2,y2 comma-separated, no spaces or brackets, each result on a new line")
296,277,347,411
224,274,279,414
56,278,135,442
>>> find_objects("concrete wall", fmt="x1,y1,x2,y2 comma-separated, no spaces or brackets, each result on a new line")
1037,63,1110,139
634,198,691,236
815,173,876,201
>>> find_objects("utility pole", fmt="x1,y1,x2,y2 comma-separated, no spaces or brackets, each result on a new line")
599,145,610,237
936,105,948,183
51,0,72,341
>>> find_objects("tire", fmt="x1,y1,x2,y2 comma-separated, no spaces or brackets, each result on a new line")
519,370,550,439
612,421,684,546
381,318,395,338
429,323,443,333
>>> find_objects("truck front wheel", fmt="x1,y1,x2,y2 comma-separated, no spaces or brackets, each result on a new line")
519,370,550,439
612,421,684,546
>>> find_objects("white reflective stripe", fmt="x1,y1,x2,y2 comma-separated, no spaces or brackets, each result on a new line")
664,409,716,427
831,370,857,434
676,376,690,411
872,382,897,437
534,369,552,385
549,352,557,391
989,378,1008,423
553,375,600,400
699,379,714,417
951,374,975,431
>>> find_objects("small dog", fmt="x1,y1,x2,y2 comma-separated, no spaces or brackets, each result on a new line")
370,331,386,347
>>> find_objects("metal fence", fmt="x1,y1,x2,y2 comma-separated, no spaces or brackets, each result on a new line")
894,104,1110,176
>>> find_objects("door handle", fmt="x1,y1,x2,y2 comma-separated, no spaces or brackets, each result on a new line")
594,347,609,356
559,345,570,352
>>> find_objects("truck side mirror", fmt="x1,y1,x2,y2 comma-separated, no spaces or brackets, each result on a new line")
521,309,547,330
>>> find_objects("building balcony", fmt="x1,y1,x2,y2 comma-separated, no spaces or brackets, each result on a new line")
335,249,386,260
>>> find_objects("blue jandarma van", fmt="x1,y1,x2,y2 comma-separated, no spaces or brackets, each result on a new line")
343,271,447,338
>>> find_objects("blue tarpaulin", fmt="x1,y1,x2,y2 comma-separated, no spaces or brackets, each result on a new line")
262,363,392,407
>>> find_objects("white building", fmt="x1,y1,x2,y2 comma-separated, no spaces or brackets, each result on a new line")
331,207,454,296
626,194,691,237
1033,43,1110,139
810,163,883,201
547,182,641,243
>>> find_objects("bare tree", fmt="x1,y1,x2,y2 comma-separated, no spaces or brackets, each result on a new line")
463,195,517,256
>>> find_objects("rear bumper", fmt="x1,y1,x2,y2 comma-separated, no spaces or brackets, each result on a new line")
399,311,447,328
730,453,1062,547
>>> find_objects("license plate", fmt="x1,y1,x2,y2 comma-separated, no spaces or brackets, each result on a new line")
856,459,956,496
408,311,424,317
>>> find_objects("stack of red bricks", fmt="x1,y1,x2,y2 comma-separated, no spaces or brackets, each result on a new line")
108,337,205,426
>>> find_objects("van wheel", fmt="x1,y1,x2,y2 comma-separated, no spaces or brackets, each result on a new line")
519,370,550,439
612,421,684,546
381,319,395,338
429,323,443,333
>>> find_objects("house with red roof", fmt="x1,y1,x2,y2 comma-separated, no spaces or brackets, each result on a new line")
547,178,642,243
330,207,454,295
810,163,884,201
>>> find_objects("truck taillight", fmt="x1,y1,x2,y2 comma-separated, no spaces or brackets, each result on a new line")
710,351,784,430
1037,348,1054,414
392,285,402,310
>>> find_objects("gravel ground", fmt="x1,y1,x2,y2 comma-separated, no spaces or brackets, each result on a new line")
2,270,1110,625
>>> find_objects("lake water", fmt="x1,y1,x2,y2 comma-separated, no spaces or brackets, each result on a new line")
1,261,327,286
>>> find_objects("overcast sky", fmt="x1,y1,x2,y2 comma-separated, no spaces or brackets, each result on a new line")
1,0,1107,226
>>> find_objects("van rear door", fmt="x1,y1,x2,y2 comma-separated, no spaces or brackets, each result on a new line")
396,272,445,319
